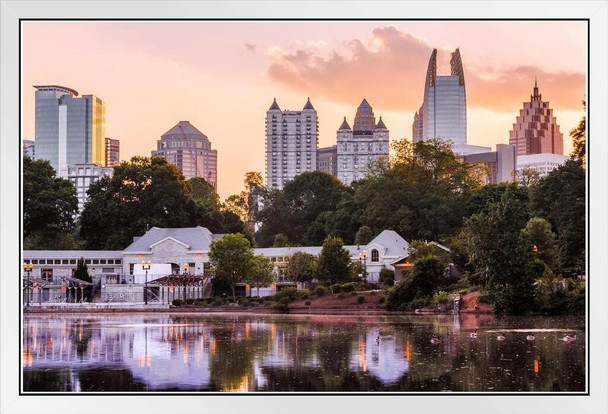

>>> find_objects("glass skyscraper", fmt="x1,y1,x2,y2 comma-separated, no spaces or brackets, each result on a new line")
34,85,105,177
412,49,467,145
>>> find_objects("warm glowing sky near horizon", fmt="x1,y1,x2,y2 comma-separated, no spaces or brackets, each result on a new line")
22,21,586,199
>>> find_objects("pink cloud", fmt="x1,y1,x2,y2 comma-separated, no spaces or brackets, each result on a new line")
266,26,585,113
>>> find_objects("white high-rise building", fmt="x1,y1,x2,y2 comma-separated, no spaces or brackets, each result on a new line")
413,49,467,146
336,99,389,186
67,163,113,213
516,153,570,180
265,98,318,189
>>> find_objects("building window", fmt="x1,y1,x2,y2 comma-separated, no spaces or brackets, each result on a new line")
371,249,379,262
102,268,114,273
129,263,134,275
41,269,53,282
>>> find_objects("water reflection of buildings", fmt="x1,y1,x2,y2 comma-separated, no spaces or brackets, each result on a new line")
351,329,409,385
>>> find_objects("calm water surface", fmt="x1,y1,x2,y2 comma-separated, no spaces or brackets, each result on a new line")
22,313,585,392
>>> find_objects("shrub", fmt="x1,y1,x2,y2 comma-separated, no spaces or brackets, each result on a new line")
432,291,451,307
379,268,395,287
194,298,207,306
378,296,386,304
357,295,365,304
273,287,298,303
314,286,327,296
172,299,184,306
185,298,195,305
213,299,223,306
340,282,358,293
272,301,289,312
410,297,431,310
337,293,345,300
240,299,250,307
331,284,343,293
305,300,311,306
298,289,312,300
356,282,380,291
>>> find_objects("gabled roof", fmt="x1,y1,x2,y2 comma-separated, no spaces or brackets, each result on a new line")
375,116,387,130
367,230,409,257
123,226,215,253
162,121,207,139
303,97,315,110
339,117,351,131
269,98,281,111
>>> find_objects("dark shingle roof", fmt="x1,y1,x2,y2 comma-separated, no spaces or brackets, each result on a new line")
339,117,351,130
269,98,281,111
303,97,315,110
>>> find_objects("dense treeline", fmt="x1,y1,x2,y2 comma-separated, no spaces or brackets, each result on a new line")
23,128,586,314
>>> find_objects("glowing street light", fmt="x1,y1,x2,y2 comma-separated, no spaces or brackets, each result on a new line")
23,261,33,307
142,260,151,304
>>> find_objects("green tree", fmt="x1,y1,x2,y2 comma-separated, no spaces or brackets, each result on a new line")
272,233,290,247
209,233,254,300
522,217,558,271
79,157,192,249
355,139,483,243
316,236,353,285
379,268,395,287
386,255,444,309
530,159,585,275
23,157,79,249
465,188,540,314
74,257,91,282
257,171,349,246
354,226,374,245
286,252,318,285
248,255,274,297
570,101,586,167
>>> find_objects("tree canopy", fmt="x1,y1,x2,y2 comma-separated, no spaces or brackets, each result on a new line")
23,156,79,249
79,157,248,249
209,233,254,300
315,236,353,285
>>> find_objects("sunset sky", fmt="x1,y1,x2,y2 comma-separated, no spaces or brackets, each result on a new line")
21,21,587,199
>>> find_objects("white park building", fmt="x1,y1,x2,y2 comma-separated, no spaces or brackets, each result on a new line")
23,227,410,305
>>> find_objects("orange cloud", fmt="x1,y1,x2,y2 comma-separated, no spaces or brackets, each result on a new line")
266,26,585,113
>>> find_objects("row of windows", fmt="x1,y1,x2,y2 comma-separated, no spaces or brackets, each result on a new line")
26,258,122,265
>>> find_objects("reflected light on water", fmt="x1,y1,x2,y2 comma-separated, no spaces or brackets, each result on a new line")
22,314,586,392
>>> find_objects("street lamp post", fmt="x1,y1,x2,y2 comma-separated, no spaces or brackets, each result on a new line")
142,260,151,304
183,263,189,301
361,250,367,283
23,262,33,307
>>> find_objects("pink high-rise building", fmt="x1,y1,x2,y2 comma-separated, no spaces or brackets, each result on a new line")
509,80,564,156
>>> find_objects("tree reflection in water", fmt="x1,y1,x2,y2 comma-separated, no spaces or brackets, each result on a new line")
22,313,585,392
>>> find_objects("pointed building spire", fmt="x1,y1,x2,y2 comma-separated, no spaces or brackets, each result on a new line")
339,117,351,131
269,98,281,111
375,116,387,130
531,79,541,102
303,97,315,110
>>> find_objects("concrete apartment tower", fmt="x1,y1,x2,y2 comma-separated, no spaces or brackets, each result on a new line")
412,48,467,145
152,121,218,188
34,85,105,177
336,99,390,186
509,80,564,156
105,137,120,167
265,98,318,189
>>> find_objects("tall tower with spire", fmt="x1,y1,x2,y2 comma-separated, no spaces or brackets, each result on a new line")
336,99,389,185
412,48,467,145
509,80,564,155
265,98,318,188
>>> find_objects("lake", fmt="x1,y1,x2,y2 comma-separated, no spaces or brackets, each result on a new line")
22,312,585,392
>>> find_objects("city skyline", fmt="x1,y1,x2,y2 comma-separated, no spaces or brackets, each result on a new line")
22,21,586,198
